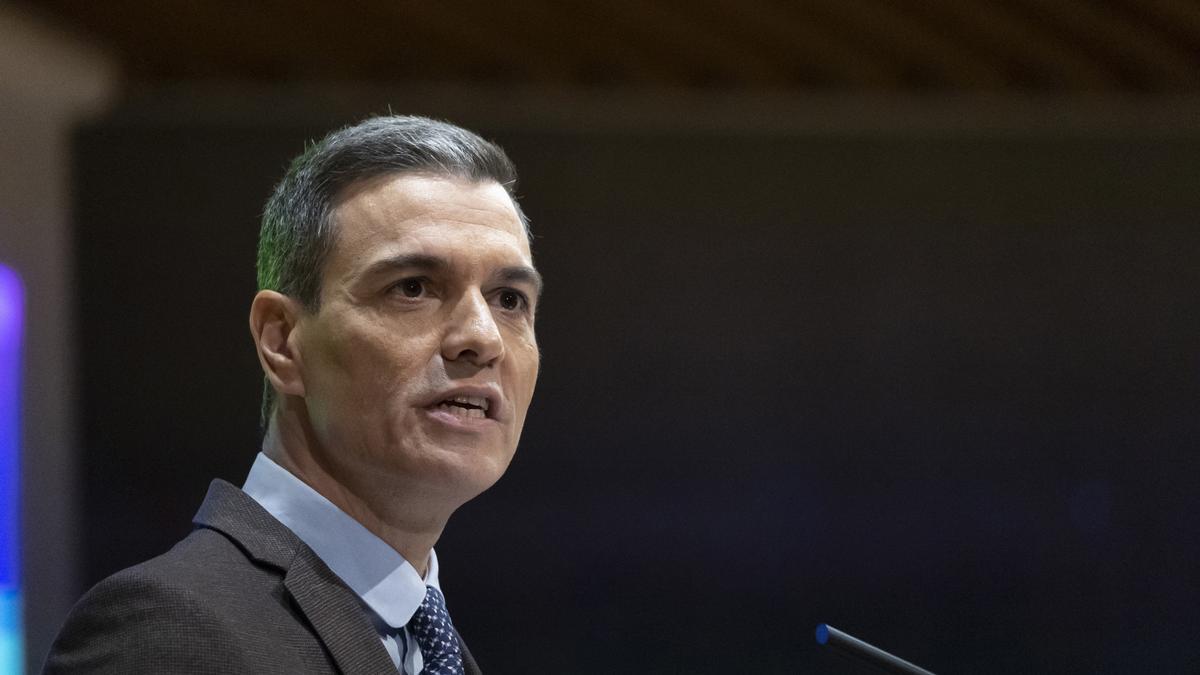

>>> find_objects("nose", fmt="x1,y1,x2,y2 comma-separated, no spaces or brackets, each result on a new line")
441,290,504,367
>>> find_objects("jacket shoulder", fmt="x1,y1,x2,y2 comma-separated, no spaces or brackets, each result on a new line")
44,539,255,673
44,528,327,674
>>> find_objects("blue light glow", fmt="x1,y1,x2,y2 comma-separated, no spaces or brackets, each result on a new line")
0,264,24,674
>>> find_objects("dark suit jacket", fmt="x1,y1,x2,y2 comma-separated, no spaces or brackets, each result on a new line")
44,480,482,675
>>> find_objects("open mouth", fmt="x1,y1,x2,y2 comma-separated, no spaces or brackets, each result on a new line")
429,395,491,420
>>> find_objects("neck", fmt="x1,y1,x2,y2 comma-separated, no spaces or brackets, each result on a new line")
262,401,452,576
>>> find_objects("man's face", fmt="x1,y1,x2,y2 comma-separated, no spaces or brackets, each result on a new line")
293,174,540,505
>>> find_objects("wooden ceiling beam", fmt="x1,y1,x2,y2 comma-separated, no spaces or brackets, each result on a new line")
1016,0,1200,88
598,0,796,85
1119,0,1200,79
438,0,664,85
658,0,903,87
903,0,1116,89
346,0,567,80
17,0,1200,91
797,0,1009,87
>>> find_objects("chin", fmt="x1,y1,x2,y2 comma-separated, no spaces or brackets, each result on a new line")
457,453,512,496
419,443,514,501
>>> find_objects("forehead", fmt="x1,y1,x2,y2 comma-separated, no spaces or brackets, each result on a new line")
326,174,532,277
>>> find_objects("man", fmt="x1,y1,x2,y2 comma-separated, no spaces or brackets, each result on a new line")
44,115,541,674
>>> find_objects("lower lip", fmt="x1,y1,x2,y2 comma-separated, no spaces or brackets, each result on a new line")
421,407,499,432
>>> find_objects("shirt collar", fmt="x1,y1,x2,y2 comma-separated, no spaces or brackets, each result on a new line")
242,452,438,628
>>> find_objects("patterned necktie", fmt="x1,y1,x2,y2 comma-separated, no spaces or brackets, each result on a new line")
408,585,464,675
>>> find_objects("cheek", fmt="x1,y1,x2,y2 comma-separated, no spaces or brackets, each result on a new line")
508,336,540,400
307,321,434,412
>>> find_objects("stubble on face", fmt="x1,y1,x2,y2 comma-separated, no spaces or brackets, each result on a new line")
292,173,540,516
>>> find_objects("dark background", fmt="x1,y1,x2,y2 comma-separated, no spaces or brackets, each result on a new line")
11,0,1200,672
73,101,1200,673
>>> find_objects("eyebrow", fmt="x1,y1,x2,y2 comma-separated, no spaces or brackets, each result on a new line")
499,265,545,298
360,253,543,296
361,253,448,278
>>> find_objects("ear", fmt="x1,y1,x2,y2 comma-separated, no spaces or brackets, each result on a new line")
249,290,307,398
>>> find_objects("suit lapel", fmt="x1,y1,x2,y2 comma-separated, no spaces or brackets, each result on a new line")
285,548,400,674
193,479,299,569
194,480,399,674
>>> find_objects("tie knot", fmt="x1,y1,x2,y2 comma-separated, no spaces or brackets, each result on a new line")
408,586,463,674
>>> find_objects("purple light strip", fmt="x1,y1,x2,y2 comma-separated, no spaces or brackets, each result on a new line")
0,263,22,584
0,263,22,670
0,266,19,350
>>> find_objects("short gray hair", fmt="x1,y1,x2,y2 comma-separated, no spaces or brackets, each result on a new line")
256,115,528,423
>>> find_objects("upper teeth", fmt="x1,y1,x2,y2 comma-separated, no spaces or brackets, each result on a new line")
449,395,489,411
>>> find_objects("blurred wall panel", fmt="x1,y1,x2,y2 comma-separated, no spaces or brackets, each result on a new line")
72,90,1200,674
0,7,115,673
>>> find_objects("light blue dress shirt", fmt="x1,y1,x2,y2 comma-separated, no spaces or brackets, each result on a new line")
243,452,440,673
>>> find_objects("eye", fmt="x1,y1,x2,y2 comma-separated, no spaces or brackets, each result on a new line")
497,289,527,312
394,278,426,298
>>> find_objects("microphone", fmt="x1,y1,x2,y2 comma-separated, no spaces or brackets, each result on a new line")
815,623,937,675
